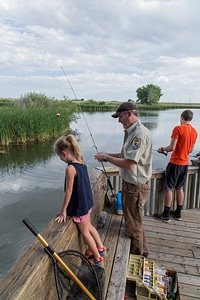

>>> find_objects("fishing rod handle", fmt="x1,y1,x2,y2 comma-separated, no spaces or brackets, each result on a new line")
22,218,39,236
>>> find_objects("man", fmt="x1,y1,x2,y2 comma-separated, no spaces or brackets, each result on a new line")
153,109,198,222
95,102,152,257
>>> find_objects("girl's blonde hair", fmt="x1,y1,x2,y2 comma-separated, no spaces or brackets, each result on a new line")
54,134,84,163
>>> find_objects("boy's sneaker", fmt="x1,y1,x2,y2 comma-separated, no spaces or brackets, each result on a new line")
98,246,107,257
153,213,170,223
91,256,104,268
170,210,182,221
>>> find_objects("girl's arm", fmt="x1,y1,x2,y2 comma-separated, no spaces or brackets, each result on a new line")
55,165,76,223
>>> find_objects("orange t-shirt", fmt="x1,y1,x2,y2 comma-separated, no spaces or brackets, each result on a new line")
170,124,198,165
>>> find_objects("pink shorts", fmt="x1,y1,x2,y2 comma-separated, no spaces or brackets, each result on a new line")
72,208,92,223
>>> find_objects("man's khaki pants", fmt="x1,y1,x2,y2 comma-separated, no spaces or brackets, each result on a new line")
122,181,150,255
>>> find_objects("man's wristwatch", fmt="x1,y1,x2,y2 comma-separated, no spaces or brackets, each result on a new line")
103,155,108,162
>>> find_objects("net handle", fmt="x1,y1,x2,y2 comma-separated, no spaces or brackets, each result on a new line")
22,218,96,300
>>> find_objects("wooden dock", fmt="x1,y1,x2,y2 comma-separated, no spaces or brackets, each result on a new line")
143,208,200,300
1,164,199,299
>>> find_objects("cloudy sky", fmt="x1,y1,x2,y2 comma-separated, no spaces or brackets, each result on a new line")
0,0,199,103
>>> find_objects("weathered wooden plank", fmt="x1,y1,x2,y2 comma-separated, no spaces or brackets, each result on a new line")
178,273,200,286
106,219,131,300
149,250,199,269
142,209,200,299
145,231,200,246
146,236,200,254
144,214,200,229
96,201,131,300
177,208,200,221
90,167,107,225
102,214,124,300
148,243,194,257
144,222,200,239
97,204,116,242
144,221,200,246
180,296,199,300
179,283,200,299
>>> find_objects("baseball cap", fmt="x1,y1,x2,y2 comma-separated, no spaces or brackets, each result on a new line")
111,102,138,118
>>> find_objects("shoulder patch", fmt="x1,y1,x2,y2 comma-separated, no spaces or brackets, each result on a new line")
132,138,141,150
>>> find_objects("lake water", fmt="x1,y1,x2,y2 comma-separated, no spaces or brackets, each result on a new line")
0,108,200,280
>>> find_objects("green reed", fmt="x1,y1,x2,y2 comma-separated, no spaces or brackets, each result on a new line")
0,105,78,146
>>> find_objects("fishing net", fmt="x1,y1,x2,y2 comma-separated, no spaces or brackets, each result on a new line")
46,249,104,300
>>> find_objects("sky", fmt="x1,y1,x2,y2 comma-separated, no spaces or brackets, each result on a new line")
0,0,200,103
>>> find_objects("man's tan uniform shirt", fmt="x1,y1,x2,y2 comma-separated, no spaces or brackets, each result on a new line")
120,120,152,185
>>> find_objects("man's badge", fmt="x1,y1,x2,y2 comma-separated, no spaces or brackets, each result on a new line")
132,138,141,150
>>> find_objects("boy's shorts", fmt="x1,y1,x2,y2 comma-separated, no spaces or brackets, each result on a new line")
164,163,188,191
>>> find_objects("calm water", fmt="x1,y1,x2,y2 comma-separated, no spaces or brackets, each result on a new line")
0,109,200,280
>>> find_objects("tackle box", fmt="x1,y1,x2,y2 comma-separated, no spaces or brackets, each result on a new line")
126,254,180,300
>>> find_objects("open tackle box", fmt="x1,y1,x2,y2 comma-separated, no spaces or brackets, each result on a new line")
126,254,180,300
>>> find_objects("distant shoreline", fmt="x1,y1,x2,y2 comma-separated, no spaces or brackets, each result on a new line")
75,100,200,111
1,97,200,111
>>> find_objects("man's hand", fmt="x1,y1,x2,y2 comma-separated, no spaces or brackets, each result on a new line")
94,152,107,162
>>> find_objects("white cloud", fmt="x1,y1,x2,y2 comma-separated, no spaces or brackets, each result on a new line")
0,0,200,102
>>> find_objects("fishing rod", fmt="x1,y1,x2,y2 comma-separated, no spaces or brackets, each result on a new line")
60,66,115,195
153,149,168,156
154,149,200,159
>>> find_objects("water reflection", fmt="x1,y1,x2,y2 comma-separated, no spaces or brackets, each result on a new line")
0,141,54,175
139,111,159,131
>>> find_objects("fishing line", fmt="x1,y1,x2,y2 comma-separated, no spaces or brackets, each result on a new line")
60,66,115,194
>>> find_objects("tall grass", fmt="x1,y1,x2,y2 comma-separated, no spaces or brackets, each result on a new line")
2,94,200,146
0,103,78,146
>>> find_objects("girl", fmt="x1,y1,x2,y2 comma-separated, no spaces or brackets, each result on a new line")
54,134,106,267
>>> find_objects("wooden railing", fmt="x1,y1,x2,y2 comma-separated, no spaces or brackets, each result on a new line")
97,160,200,216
